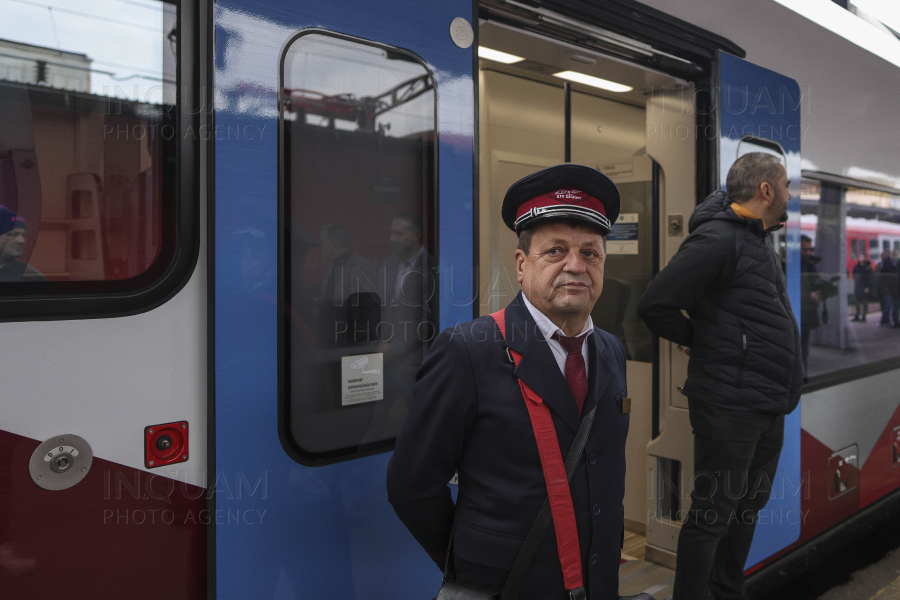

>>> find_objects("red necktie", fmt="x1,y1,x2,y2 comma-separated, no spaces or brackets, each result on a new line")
553,333,588,414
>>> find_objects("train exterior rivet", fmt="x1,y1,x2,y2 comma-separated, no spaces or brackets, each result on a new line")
149,428,154,434
149,460,155,466
182,455,187,460
182,424,186,429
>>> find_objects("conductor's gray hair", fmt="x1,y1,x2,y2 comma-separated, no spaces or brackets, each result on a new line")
726,152,785,203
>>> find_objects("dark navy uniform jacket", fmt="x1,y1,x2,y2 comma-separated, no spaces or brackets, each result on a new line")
387,293,629,600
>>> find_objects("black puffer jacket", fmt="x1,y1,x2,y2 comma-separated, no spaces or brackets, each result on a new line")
637,191,802,415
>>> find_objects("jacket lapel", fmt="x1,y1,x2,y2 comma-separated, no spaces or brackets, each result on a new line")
503,294,581,434
583,331,612,413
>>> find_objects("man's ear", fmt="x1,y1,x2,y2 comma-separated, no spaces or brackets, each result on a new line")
759,181,775,206
515,248,526,284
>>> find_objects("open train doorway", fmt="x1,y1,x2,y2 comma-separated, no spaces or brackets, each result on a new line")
476,14,701,588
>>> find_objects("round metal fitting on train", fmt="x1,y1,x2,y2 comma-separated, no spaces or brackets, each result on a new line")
156,435,173,451
449,17,473,49
29,434,93,491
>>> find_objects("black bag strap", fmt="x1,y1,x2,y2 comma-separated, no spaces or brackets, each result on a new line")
499,405,597,600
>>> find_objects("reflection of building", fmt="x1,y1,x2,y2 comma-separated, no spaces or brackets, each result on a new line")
0,39,91,92
0,38,167,282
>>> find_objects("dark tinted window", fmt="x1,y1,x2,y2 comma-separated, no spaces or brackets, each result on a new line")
280,32,437,462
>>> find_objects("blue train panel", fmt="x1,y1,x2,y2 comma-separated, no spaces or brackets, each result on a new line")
717,50,804,567
213,0,474,598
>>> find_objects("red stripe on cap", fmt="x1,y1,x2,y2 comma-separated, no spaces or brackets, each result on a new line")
515,188,607,223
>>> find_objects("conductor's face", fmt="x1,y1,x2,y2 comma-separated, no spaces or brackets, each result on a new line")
516,221,605,333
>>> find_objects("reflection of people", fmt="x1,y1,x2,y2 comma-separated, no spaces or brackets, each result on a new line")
389,165,630,599
379,211,436,367
360,212,436,444
319,222,378,345
896,250,900,328
852,255,874,322
0,206,45,282
637,153,802,600
320,222,377,304
800,235,822,379
875,250,898,328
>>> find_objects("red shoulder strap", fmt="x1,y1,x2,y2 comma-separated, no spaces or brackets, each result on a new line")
490,309,584,593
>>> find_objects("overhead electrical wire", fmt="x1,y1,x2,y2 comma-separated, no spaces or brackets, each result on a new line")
7,0,162,32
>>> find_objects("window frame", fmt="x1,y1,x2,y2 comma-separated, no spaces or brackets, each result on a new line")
0,0,203,322
276,28,440,466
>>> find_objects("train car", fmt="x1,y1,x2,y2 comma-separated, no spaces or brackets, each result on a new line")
1,0,899,599
796,214,900,276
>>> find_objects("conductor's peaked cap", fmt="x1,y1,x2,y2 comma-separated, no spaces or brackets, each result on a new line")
501,164,620,236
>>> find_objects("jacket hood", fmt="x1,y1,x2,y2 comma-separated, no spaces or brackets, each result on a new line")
688,190,781,235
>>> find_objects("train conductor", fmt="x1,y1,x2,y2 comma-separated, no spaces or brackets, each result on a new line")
388,164,633,600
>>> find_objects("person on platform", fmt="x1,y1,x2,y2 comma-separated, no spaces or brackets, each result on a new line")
799,235,822,378
875,249,898,328
0,207,45,282
892,249,900,327
388,165,639,600
637,153,802,600
852,254,874,322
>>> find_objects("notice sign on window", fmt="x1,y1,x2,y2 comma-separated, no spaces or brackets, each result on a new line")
341,353,384,406
607,213,639,255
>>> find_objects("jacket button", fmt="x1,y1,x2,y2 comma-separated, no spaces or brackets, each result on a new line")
592,504,600,515
590,554,597,565
589,454,596,464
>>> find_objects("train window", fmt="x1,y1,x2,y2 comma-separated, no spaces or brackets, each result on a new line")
801,179,900,382
279,31,437,462
0,0,199,319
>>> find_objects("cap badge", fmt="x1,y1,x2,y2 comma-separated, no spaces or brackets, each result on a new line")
551,189,584,203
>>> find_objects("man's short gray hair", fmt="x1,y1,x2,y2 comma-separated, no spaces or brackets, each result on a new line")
726,152,785,203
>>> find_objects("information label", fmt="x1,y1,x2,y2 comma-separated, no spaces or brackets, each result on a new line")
607,213,639,255
341,353,384,406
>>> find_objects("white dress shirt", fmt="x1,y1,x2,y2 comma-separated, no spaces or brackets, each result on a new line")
521,294,593,378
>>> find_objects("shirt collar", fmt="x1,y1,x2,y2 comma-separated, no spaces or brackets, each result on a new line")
521,293,593,341
401,245,425,268
730,202,766,230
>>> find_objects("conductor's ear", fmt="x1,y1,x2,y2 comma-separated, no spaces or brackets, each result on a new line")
515,249,526,285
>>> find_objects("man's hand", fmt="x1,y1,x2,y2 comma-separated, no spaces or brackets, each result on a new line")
811,291,822,302
677,344,691,357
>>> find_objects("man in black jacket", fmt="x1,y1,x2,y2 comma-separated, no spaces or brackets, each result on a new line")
388,165,631,600
637,153,802,600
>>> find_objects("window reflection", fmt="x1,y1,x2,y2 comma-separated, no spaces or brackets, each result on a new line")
281,33,437,459
800,179,900,380
0,1,177,288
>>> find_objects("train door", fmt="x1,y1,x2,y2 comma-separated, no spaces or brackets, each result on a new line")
213,0,474,598
475,14,698,583
646,51,804,570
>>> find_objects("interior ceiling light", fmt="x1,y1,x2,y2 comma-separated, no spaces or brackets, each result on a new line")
477,46,525,64
553,70,632,93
